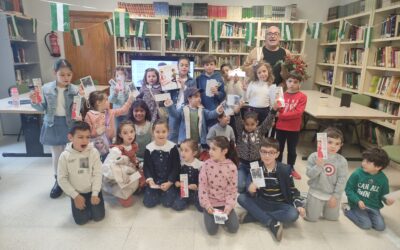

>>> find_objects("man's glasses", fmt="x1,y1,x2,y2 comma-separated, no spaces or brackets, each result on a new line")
267,32,280,37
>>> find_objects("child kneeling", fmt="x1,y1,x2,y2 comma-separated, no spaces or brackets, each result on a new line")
57,121,105,225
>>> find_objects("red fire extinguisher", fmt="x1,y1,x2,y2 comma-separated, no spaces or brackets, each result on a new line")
44,31,61,57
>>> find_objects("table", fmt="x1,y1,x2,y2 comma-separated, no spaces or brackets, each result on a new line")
0,85,109,157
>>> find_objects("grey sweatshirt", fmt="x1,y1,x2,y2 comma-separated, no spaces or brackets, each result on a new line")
306,152,348,200
206,123,235,142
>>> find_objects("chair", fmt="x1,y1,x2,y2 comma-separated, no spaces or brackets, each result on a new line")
382,145,400,169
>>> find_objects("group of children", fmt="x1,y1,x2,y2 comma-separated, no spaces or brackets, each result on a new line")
29,57,395,240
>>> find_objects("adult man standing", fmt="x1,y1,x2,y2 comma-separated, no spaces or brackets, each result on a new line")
242,26,290,86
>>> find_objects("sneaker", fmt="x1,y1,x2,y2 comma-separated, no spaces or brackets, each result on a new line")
118,196,134,207
291,170,302,180
50,179,63,199
269,219,283,242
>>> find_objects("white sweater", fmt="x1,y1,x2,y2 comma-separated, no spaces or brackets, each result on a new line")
245,80,271,108
58,143,102,199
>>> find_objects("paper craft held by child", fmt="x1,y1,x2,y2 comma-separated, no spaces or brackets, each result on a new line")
80,76,96,97
159,64,180,91
316,133,328,160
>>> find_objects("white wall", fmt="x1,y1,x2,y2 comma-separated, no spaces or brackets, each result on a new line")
22,0,341,89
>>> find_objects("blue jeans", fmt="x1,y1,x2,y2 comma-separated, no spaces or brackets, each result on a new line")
71,191,105,225
172,190,202,212
143,186,177,208
238,162,250,193
238,193,299,226
344,207,385,231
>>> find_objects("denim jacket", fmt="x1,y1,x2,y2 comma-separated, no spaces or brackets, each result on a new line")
31,81,80,127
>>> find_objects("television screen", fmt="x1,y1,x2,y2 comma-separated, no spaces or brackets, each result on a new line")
131,56,195,88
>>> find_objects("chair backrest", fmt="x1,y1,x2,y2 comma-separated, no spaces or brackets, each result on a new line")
352,94,372,107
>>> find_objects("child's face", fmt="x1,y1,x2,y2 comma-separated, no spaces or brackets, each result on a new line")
146,71,158,85
260,146,279,166
209,142,227,162
116,70,126,82
188,93,202,108
286,77,301,93
153,124,168,145
361,159,382,174
221,66,231,79
119,124,136,145
204,62,216,75
133,107,146,123
178,59,190,76
55,67,73,87
218,114,230,127
180,142,196,163
256,65,269,82
94,138,105,150
327,137,343,155
244,117,258,133
68,129,90,152
96,98,110,112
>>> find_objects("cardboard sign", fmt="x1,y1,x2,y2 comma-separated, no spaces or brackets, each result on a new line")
154,93,171,102
316,133,328,160
206,79,219,97
180,174,189,198
250,167,266,188
71,95,82,120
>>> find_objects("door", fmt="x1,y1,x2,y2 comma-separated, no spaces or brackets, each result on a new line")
64,11,115,85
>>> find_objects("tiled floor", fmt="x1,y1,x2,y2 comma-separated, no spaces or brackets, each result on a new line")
1,134,400,250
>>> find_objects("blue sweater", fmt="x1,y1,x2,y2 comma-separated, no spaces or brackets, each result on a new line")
196,72,225,110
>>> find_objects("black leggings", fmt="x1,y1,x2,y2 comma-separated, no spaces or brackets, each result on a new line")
276,129,300,170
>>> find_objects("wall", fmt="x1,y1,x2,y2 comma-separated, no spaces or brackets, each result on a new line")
22,0,341,89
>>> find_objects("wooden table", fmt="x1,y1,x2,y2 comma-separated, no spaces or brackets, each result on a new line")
0,85,109,157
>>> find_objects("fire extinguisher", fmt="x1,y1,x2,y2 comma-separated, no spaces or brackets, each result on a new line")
44,31,61,57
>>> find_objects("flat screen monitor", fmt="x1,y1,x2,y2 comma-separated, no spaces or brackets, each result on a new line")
131,56,195,87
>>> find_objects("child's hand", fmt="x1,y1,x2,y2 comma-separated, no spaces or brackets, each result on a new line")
223,207,231,215
164,99,173,107
210,86,218,95
328,196,337,208
248,182,258,194
74,195,86,210
316,158,324,167
297,207,306,217
233,105,241,114
358,200,366,209
96,126,105,135
386,197,395,206
188,184,198,190
216,104,224,114
175,181,181,187
79,84,85,97
160,181,172,191
91,195,101,205
207,207,214,214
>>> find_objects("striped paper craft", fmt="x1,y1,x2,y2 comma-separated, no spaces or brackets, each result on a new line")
311,22,321,39
245,23,256,46
114,12,129,37
104,19,114,36
168,17,180,40
135,21,147,38
71,29,83,46
11,15,20,37
211,20,222,42
50,3,70,32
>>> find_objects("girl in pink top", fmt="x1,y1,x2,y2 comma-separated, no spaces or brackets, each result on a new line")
199,136,239,235
84,91,133,143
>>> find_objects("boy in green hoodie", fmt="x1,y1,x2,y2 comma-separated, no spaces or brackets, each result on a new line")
343,148,395,231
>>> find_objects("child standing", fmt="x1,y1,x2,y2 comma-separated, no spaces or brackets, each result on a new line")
275,72,307,180
57,121,105,225
244,62,275,123
305,127,348,222
220,63,244,98
127,100,152,159
143,119,180,208
172,139,202,211
102,121,140,207
138,68,163,122
84,91,133,143
343,148,395,231
238,138,304,242
108,67,130,130
199,136,239,235
30,59,84,199
206,112,235,143
168,57,196,143
234,102,278,193
196,55,225,128
165,87,223,146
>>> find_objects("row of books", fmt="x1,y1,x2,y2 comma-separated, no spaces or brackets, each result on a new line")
280,41,301,54
0,0,23,14
15,69,25,84
346,26,366,41
368,75,400,97
166,39,206,52
343,48,364,65
211,40,250,54
323,48,336,64
380,14,400,38
327,0,377,20
117,2,297,20
361,122,394,146
326,28,339,43
374,46,400,68
374,99,400,124
321,70,334,84
341,71,360,89
11,44,25,63
116,37,152,51
220,23,245,38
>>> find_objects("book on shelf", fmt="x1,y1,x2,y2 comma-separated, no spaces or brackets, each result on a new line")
372,99,399,125
216,56,242,68
361,121,395,146
11,44,25,63
347,25,366,41
208,5,227,19
281,41,301,54
374,46,400,68
326,28,339,43
169,5,181,17
368,76,400,97
327,0,375,20
341,71,360,89
324,48,336,64
212,40,249,53
321,70,334,84
181,3,193,17
380,14,400,38
220,23,245,38
118,2,155,17
116,37,152,51
226,6,243,20
241,5,296,20
193,3,208,18
343,48,364,65
0,0,24,13
153,2,169,17
166,39,206,52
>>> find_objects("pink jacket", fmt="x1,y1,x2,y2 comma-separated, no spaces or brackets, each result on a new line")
84,99,132,141
199,159,237,213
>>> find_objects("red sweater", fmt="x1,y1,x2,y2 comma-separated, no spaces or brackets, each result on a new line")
276,91,307,132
